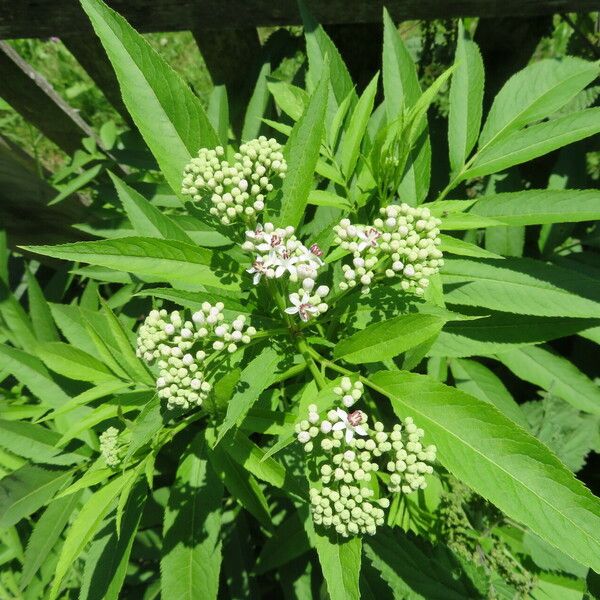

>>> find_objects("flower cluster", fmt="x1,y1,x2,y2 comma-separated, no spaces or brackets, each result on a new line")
181,137,287,225
242,223,330,322
334,202,443,294
295,381,436,537
136,304,256,410
99,426,122,468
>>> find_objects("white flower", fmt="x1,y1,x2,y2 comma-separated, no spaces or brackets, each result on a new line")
256,232,283,253
285,292,319,322
246,259,267,285
273,250,299,278
331,408,368,443
357,227,381,252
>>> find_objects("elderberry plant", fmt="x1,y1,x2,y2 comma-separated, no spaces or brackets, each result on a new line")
3,2,600,600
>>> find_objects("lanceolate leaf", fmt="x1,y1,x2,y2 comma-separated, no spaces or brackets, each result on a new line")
304,511,361,600
478,57,599,148
464,108,600,179
162,433,223,600
468,189,600,226
25,267,59,342
334,313,446,364
495,346,600,416
442,257,600,318
80,0,218,193
382,8,431,204
79,481,147,600
449,358,527,427
109,173,194,243
49,471,136,600
370,371,600,571
0,465,71,529
216,346,281,444
20,492,82,590
277,64,329,229
448,21,484,173
23,238,241,291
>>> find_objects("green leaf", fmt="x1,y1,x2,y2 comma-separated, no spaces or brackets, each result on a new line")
267,78,308,121
50,164,103,205
255,511,310,574
80,0,218,193
0,280,37,350
277,63,329,229
364,528,480,599
339,73,379,180
465,108,600,178
37,342,119,383
207,84,229,147
25,267,59,342
307,190,352,210
430,313,600,357
468,189,600,226
304,512,361,600
448,21,484,173
79,481,146,600
0,344,70,408
109,172,194,243
439,234,502,259
216,346,280,444
443,257,600,318
371,371,600,571
0,420,86,466
161,433,222,600
206,429,271,527
495,346,600,415
478,57,599,148
24,238,241,290
382,8,430,204
49,470,135,600
242,61,271,141
449,358,527,427
334,313,446,364
20,492,82,590
0,464,71,528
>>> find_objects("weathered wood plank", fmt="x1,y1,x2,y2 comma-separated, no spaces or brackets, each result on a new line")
0,136,91,248
0,41,95,154
0,1,596,38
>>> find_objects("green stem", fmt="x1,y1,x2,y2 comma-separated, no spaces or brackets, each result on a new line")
297,337,327,390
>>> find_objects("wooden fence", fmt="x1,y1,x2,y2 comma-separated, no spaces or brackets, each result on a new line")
0,1,597,246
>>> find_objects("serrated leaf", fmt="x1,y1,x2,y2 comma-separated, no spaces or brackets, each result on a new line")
242,61,271,141
449,358,527,427
465,108,600,179
37,341,119,383
448,21,484,172
382,8,430,204
80,481,147,600
49,470,135,600
25,267,59,342
479,57,599,148
495,346,600,415
277,63,329,229
80,0,218,193
442,257,600,318
216,346,280,444
371,371,600,571
334,313,446,364
20,491,82,590
24,238,241,290
109,172,193,243
439,235,502,259
0,464,71,528
468,189,600,226
207,84,229,146
161,433,222,600
304,511,361,600
267,78,308,121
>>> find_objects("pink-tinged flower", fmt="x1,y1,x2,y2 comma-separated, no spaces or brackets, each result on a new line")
357,227,381,252
257,233,283,253
284,292,319,322
332,408,367,443
246,259,267,285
